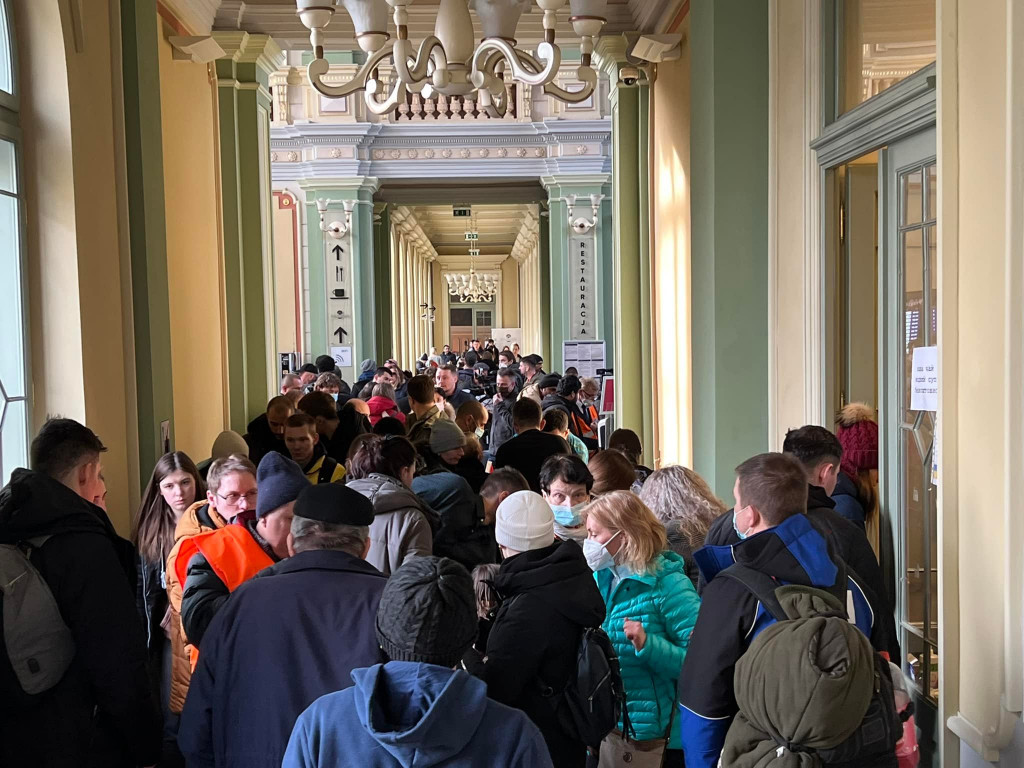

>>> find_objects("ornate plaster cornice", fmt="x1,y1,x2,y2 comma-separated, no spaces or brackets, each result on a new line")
271,120,612,181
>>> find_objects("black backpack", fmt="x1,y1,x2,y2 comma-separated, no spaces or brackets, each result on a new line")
720,564,900,766
554,626,630,750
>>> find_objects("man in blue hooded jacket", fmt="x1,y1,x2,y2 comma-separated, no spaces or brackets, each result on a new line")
283,556,552,768
678,453,881,768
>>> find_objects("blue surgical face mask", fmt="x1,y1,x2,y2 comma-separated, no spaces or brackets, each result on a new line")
551,501,587,528
733,508,751,540
330,392,339,402
583,531,621,572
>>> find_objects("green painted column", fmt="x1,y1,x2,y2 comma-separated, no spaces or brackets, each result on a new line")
298,178,380,386
598,37,653,459
542,175,613,373
539,209,552,368
637,85,654,465
373,203,393,363
690,0,770,495
121,0,174,480
213,32,283,432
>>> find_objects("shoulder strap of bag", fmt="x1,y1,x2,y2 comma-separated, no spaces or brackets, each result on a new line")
718,563,787,622
317,456,339,484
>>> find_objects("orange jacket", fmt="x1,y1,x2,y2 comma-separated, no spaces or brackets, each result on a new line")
174,525,274,670
165,502,226,713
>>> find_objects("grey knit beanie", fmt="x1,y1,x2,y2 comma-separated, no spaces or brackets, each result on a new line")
375,556,477,668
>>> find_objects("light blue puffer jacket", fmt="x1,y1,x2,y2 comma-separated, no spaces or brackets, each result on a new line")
594,550,700,745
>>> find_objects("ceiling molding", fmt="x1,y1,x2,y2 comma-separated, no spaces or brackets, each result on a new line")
212,0,639,50
158,0,219,35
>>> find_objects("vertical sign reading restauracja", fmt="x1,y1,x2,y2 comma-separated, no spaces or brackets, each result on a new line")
569,231,597,340
325,230,355,384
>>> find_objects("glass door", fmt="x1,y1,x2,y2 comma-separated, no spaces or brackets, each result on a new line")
880,127,938,764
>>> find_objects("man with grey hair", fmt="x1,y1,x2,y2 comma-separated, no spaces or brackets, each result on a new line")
179,482,385,768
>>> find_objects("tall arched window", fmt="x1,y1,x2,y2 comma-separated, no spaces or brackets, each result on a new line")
0,0,26,485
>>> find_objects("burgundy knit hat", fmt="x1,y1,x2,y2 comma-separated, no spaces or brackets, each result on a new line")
835,403,878,479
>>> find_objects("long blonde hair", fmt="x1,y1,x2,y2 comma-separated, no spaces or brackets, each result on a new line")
585,491,668,574
639,465,726,551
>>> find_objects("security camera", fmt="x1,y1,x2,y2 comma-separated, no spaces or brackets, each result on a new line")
619,66,640,86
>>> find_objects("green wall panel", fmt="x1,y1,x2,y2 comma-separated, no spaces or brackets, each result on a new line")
690,0,770,495
120,0,174,481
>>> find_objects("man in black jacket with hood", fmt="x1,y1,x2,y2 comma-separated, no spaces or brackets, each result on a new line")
0,418,160,768
479,490,605,768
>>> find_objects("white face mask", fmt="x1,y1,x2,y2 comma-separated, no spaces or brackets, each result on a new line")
583,531,621,572
474,426,485,439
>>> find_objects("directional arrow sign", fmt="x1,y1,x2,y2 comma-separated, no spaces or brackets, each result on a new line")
332,244,344,260
333,326,349,342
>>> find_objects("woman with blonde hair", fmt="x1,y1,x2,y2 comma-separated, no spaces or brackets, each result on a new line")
639,465,727,590
584,491,700,767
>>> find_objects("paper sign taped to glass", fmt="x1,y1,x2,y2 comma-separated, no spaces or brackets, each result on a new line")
910,346,938,412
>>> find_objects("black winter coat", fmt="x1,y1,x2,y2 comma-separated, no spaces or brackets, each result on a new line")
136,552,168,653
179,549,387,768
0,469,161,768
540,393,586,438
702,484,899,661
487,394,517,454
180,520,280,648
244,413,288,466
482,540,606,768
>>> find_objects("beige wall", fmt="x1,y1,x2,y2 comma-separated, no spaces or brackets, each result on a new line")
271,191,300,360
500,256,519,328
15,0,139,532
651,16,691,468
156,20,227,464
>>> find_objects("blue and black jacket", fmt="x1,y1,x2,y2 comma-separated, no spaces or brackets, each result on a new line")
676,512,879,768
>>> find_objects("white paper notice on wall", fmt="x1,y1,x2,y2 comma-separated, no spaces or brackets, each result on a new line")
331,346,352,369
910,345,939,412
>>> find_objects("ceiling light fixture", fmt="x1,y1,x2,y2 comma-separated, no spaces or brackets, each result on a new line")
295,0,608,118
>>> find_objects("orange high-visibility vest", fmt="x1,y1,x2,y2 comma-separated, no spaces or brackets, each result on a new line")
174,524,274,670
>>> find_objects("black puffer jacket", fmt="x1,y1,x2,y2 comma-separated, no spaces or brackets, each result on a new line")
0,469,161,768
180,521,279,648
482,539,606,768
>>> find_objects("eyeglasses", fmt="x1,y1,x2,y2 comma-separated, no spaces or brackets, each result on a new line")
216,490,258,507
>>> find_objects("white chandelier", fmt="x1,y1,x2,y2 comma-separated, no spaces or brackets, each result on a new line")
447,269,498,302
295,0,609,118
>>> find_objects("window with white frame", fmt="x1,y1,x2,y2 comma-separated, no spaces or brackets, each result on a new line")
0,0,27,486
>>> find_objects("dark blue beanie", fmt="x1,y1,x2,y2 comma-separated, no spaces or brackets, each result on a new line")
255,452,308,519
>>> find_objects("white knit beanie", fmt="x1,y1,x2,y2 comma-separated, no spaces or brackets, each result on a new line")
495,491,555,552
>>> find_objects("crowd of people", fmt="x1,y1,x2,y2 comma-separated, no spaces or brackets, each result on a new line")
0,338,906,768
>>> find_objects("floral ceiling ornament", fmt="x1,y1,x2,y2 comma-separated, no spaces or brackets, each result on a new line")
294,0,609,119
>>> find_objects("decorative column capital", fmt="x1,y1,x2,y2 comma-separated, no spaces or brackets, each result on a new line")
594,35,629,80
212,31,283,78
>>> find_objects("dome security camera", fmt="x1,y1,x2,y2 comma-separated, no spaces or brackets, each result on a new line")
618,66,640,86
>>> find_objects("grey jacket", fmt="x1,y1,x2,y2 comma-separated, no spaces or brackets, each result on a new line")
346,473,435,576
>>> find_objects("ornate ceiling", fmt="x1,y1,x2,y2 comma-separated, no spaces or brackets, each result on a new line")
403,202,537,268
163,0,676,49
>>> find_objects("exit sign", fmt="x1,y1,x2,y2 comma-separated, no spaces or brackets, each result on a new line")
465,232,479,241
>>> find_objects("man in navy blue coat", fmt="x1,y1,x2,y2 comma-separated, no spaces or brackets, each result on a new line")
179,483,385,768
